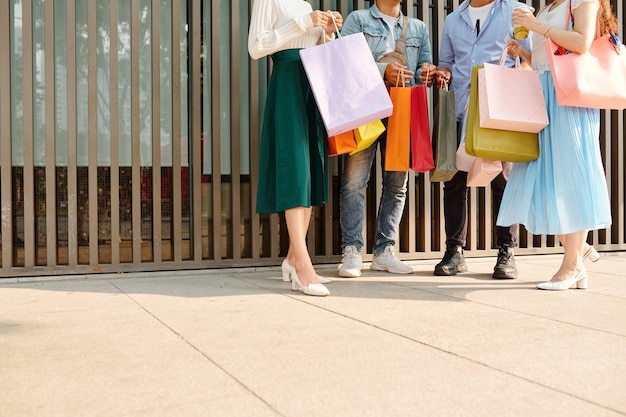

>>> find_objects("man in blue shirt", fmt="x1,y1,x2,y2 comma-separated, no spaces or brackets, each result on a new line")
338,0,436,278
434,0,531,278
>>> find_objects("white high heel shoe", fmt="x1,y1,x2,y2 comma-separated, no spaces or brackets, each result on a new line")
290,270,330,297
536,268,588,291
281,259,332,284
582,245,600,262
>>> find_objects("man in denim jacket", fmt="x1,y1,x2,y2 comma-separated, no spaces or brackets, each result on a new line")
433,0,531,279
338,0,436,278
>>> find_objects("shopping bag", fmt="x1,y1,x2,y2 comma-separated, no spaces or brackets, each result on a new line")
300,32,393,136
429,84,458,182
349,120,385,155
410,85,434,172
328,130,357,157
385,81,412,171
478,53,549,133
545,35,626,109
466,158,502,187
466,66,540,162
456,114,476,172
456,144,476,172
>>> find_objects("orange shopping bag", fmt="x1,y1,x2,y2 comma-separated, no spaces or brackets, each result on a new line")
328,130,357,157
384,77,411,171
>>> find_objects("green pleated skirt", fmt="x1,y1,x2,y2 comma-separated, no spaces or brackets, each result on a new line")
256,49,329,214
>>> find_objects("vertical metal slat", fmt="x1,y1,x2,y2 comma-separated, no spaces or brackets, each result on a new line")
211,0,222,260
45,0,57,267
190,0,202,261
230,0,242,260
248,3,261,261
22,1,35,268
152,0,163,262
67,0,79,267
131,0,142,264
88,0,98,266
0,0,13,270
110,0,121,265
171,0,182,262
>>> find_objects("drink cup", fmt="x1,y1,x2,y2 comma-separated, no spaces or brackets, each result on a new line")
513,5,535,40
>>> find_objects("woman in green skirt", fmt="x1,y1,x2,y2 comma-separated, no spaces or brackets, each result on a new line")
248,0,343,296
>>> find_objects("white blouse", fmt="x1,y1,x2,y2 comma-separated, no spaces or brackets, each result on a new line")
532,0,596,73
248,0,326,60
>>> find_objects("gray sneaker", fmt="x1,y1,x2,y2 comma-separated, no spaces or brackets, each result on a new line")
339,246,362,278
371,246,413,274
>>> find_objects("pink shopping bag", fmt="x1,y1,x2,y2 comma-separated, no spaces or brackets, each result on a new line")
300,32,393,136
478,57,549,134
466,158,502,187
545,35,626,109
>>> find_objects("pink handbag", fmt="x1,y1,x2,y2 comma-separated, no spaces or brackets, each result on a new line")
544,1,626,109
478,53,549,133
545,35,626,109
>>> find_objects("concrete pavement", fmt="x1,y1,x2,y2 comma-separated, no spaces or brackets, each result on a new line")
1,252,625,417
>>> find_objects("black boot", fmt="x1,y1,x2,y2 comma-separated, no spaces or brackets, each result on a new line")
493,244,517,279
435,246,468,276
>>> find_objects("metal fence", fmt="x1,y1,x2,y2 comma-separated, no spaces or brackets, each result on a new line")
0,0,624,278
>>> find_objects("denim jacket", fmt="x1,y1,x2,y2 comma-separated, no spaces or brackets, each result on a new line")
341,5,433,86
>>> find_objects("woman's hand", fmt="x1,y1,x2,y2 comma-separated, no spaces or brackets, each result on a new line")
311,11,342,34
512,6,539,33
310,10,329,28
326,11,342,33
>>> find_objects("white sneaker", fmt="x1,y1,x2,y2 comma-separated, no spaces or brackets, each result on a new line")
371,246,413,274
339,246,362,278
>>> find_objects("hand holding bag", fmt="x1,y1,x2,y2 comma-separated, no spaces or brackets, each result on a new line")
544,0,626,109
300,17,393,136
478,50,549,133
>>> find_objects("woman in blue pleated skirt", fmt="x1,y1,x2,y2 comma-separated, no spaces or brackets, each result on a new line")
497,0,615,290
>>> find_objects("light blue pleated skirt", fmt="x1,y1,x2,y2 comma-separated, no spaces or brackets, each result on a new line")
496,71,612,235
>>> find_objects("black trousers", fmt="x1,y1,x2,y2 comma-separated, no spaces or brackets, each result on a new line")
443,121,518,249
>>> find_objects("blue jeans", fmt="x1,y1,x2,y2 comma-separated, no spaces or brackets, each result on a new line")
340,133,408,256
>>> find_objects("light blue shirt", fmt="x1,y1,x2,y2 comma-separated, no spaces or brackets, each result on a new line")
439,0,532,121
342,4,433,86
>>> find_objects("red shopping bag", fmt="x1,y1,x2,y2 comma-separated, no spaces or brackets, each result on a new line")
410,85,434,172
